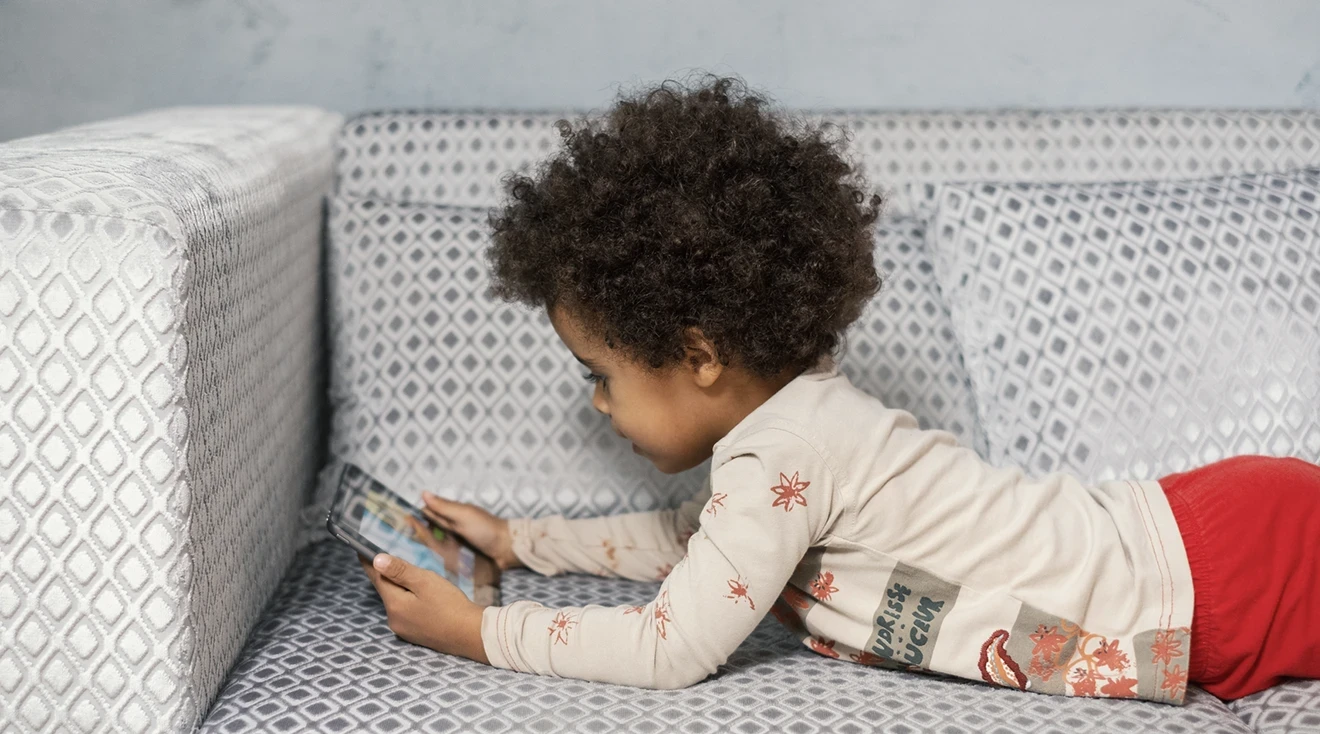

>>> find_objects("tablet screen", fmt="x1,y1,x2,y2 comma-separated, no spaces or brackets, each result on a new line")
328,463,497,602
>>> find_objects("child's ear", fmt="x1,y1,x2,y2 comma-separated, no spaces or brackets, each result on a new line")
682,327,724,388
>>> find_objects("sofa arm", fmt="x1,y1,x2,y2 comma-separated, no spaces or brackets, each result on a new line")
0,106,342,733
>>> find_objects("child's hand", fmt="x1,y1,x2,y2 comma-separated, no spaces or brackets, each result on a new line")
420,491,524,570
359,553,489,664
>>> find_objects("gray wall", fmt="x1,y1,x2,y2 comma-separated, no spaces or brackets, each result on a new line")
2,0,1319,142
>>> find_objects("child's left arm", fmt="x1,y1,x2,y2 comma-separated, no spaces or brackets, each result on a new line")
363,429,836,688
484,430,837,688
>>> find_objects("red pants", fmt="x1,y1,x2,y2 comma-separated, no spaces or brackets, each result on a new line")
1157,454,1320,700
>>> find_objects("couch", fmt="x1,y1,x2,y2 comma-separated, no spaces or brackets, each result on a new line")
3,106,1319,734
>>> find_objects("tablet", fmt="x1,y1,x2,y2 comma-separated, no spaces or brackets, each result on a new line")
326,462,500,605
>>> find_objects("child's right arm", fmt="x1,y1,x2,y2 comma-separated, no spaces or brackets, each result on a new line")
421,483,712,582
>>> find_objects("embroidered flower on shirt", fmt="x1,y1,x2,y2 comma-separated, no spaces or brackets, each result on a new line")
654,591,673,640
1093,639,1131,672
809,636,839,658
1160,663,1188,701
601,538,618,568
1148,628,1183,666
769,471,810,512
725,575,755,610
706,493,727,516
808,571,838,601
1029,624,1067,660
1100,676,1138,698
1069,666,1105,697
623,605,645,615
655,563,673,580
548,611,577,645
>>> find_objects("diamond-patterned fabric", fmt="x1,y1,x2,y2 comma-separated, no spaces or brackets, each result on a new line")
307,111,1320,730
0,106,341,733
306,200,709,545
304,200,990,548
925,170,1320,481
200,540,1256,734
336,110,1320,218
1228,678,1320,734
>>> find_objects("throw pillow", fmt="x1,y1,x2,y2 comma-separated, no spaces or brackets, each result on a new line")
926,169,1320,481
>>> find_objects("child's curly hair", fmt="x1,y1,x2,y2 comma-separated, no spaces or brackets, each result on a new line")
485,73,884,380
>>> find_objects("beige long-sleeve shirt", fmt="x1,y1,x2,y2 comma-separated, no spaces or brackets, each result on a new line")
480,354,1196,704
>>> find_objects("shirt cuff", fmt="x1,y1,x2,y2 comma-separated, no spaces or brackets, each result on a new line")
481,600,543,674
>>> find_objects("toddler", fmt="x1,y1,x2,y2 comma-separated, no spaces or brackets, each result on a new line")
359,74,1320,704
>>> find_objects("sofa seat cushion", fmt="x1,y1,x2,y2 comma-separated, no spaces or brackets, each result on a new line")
1228,679,1320,734
199,540,1256,733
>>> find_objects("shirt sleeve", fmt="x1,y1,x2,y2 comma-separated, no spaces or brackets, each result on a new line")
481,428,837,689
506,479,712,582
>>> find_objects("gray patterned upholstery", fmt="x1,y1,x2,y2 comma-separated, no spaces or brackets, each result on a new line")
200,540,1256,734
1228,679,1320,734
283,110,1320,733
0,106,341,733
924,170,1320,481
302,201,987,547
11,106,1320,733
336,110,1320,217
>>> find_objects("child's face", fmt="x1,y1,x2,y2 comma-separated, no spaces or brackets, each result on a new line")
548,304,777,475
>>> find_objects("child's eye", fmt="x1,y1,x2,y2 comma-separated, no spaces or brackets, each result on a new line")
582,372,605,385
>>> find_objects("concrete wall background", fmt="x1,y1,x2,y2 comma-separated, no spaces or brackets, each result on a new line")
2,0,1319,141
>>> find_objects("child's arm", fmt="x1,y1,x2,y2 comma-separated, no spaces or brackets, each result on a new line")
482,430,835,689
504,482,713,581
420,484,712,581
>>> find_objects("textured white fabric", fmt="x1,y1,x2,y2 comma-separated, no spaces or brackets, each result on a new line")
199,540,1256,734
306,200,990,549
0,106,341,734
925,170,1320,481
337,110,1320,218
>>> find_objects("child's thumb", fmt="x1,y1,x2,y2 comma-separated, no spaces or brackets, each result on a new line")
372,554,417,588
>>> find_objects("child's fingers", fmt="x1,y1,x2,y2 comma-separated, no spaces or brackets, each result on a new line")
421,505,455,529
358,555,380,585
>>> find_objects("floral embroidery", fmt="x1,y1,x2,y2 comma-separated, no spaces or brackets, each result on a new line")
548,611,577,645
1160,663,1188,701
1100,676,1138,698
623,605,645,615
1093,639,1130,672
769,471,809,512
989,619,1186,700
1029,625,1067,662
808,571,838,602
1149,628,1183,666
601,539,618,569
707,493,727,516
655,563,673,580
850,650,885,665
809,636,839,658
676,529,694,545
1069,667,1105,696
653,591,673,640
725,575,755,610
